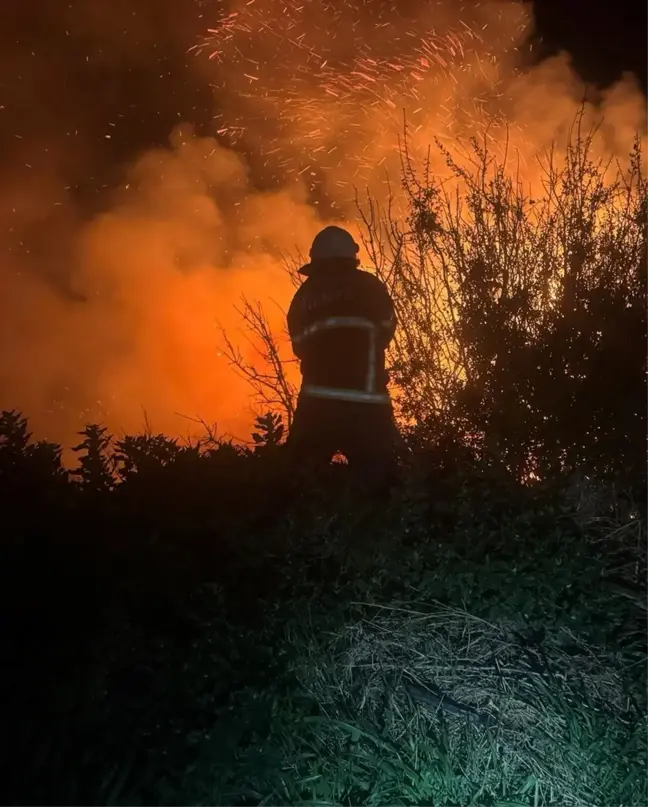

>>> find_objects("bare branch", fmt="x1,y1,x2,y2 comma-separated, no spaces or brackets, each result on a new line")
219,297,298,429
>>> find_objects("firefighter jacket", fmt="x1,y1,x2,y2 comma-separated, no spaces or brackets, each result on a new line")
287,265,397,404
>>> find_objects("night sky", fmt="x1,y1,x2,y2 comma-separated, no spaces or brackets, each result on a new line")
532,0,646,89
1,0,645,208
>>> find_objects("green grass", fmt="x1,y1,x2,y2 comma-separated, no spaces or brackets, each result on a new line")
1,466,645,806
274,602,645,807
181,488,645,807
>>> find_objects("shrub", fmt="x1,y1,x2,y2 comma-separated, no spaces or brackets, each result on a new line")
361,118,646,487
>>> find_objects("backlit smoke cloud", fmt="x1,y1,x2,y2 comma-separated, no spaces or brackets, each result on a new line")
0,0,645,449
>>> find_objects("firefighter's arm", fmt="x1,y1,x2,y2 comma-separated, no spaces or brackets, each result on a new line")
286,290,306,359
375,281,397,347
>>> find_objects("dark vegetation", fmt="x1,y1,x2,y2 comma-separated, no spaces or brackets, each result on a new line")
0,123,646,805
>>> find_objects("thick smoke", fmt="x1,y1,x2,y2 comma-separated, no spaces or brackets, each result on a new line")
0,0,645,449
0,126,320,444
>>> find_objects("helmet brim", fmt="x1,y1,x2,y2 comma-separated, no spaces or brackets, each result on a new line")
298,262,313,276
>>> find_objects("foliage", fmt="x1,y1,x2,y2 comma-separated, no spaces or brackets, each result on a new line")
360,115,647,487
251,411,285,451
72,424,115,492
0,410,645,805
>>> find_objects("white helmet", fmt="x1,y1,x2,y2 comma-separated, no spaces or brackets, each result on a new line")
300,226,359,275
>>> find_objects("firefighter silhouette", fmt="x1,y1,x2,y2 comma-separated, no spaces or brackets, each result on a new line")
286,226,399,492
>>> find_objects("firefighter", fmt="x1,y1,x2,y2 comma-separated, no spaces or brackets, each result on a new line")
285,225,399,493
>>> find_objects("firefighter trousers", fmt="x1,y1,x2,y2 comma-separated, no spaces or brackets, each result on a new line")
285,392,399,494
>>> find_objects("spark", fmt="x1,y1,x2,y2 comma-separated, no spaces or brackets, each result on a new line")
191,0,531,197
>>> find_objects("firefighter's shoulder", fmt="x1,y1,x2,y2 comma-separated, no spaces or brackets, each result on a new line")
355,268,392,298
355,267,387,286
287,280,308,322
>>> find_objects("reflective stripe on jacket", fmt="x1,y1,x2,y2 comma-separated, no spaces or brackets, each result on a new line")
292,316,391,404
287,266,396,405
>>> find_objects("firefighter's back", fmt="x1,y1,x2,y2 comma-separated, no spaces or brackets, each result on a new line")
289,266,393,400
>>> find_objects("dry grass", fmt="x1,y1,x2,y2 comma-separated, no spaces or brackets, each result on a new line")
284,599,645,806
